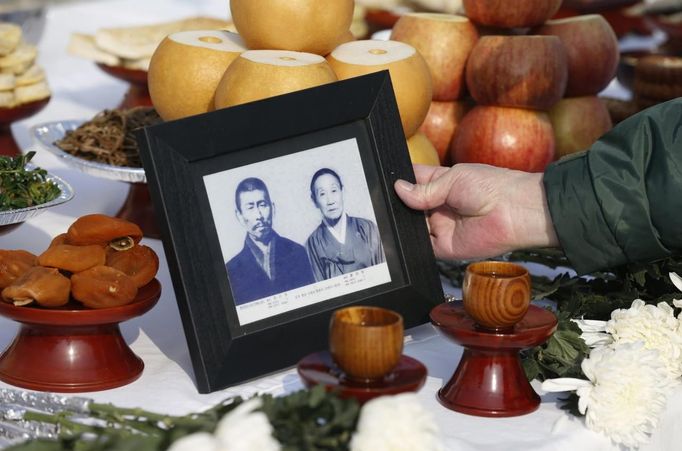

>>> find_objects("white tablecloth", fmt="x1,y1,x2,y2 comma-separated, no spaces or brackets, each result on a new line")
1,1,680,449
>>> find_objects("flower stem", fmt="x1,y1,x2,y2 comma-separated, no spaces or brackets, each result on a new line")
89,403,214,430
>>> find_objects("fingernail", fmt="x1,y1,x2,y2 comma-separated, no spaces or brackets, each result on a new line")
396,179,414,191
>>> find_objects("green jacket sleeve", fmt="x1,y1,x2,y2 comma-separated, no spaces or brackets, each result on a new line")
543,98,682,275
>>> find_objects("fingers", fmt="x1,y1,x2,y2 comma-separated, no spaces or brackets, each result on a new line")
413,164,450,184
394,165,456,211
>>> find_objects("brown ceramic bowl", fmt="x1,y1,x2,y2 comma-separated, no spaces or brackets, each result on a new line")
462,261,531,331
329,306,404,382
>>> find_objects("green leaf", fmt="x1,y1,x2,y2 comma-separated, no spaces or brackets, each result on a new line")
522,353,541,380
6,440,66,451
631,268,648,288
0,153,60,211
559,393,583,417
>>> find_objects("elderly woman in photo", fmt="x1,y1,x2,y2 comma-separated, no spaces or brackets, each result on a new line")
306,168,385,281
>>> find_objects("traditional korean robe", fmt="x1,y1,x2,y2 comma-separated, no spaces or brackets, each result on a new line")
305,215,385,281
226,233,315,305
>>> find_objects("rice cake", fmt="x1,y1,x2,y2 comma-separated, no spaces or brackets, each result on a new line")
14,80,50,104
0,73,15,91
16,65,45,86
94,17,230,60
0,90,15,107
68,33,120,67
0,23,21,57
0,43,37,74
121,57,150,71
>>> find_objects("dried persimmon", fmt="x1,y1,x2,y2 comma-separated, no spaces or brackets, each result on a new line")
0,250,37,289
106,244,159,288
2,266,71,307
38,244,106,273
66,214,142,250
48,233,67,248
71,265,138,309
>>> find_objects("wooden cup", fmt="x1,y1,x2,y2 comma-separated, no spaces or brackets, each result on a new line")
462,261,531,331
329,306,404,382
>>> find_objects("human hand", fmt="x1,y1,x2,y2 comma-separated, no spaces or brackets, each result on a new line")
394,163,559,260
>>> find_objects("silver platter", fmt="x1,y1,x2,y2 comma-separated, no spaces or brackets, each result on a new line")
30,120,146,184
0,167,74,226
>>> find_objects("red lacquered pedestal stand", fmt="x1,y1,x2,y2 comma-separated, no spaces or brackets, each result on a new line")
298,351,427,404
95,64,159,238
0,97,50,156
0,280,161,393
115,182,160,239
96,63,151,109
430,302,557,417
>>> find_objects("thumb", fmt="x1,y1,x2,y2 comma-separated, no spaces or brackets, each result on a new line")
394,175,454,211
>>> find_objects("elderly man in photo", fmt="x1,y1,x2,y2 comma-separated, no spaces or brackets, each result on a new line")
227,177,315,305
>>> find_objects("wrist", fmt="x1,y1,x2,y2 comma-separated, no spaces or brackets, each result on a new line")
510,171,559,250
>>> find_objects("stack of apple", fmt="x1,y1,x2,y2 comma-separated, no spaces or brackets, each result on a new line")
391,13,478,165
537,14,618,161
148,0,436,162
390,0,620,172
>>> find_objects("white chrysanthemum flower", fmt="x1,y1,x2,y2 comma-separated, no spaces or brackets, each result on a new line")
605,299,682,379
543,342,675,448
214,398,281,451
571,319,612,347
579,343,676,448
350,393,443,451
167,432,220,451
669,272,682,310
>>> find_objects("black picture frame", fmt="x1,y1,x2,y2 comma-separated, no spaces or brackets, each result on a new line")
137,71,443,393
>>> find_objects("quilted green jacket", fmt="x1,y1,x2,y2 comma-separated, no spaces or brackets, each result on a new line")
544,98,682,275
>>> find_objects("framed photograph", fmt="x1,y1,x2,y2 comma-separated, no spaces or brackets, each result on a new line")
137,71,444,393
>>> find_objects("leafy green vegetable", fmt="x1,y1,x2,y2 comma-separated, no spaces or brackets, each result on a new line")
521,312,589,381
0,151,61,211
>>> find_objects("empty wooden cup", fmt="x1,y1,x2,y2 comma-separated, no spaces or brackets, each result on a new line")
329,306,404,382
462,261,531,331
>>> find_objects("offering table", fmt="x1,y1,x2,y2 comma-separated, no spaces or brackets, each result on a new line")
0,0,680,449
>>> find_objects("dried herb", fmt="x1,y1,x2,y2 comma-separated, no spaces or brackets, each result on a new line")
54,107,162,168
6,385,360,451
0,151,60,211
438,250,682,383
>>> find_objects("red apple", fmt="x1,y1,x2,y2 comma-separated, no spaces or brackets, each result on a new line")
549,96,613,159
418,100,470,165
474,24,531,37
535,15,619,97
451,105,555,172
463,0,562,28
391,13,479,101
465,35,567,110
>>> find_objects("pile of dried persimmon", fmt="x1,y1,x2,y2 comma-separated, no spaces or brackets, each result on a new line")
0,214,159,309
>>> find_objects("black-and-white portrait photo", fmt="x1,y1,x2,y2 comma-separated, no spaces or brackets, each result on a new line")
204,138,391,325
224,177,315,305
306,168,385,281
